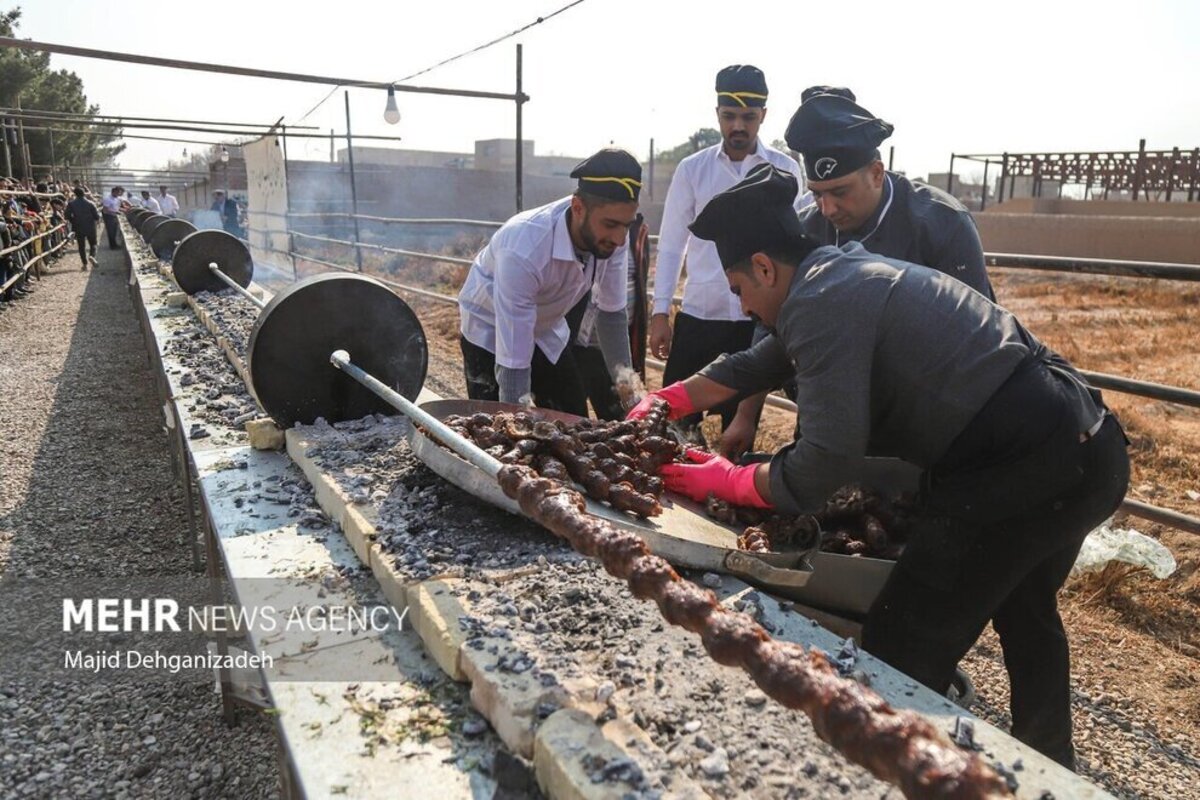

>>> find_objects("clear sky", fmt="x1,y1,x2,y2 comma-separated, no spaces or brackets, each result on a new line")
14,0,1200,181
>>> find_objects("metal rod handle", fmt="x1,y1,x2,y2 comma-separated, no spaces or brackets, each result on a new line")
207,262,266,309
329,350,502,478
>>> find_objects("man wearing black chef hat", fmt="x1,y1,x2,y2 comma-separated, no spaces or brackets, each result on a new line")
721,90,997,457
458,149,639,416
630,163,1128,771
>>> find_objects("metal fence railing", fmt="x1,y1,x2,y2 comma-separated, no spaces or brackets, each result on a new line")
1,222,70,293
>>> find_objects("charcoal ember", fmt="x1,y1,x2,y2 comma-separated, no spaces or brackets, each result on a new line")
485,444,508,460
576,429,608,444
761,514,820,550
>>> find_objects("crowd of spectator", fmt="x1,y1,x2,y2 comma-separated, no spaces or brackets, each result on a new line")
1,175,78,307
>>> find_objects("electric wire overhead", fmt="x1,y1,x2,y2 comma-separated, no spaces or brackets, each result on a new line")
295,0,584,122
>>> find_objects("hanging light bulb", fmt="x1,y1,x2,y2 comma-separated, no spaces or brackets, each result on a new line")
383,85,401,125
220,146,230,164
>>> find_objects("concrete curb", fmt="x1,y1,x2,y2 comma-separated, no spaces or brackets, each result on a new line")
283,425,707,799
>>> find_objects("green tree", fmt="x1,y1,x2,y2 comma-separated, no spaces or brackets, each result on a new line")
1,7,123,178
656,128,722,163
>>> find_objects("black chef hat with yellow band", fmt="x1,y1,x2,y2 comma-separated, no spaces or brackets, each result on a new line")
570,148,643,202
716,65,768,108
689,163,814,270
785,92,893,182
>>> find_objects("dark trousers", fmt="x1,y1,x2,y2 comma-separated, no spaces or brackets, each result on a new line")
661,312,755,430
76,229,97,265
102,214,120,248
571,344,623,421
460,336,589,417
862,364,1129,769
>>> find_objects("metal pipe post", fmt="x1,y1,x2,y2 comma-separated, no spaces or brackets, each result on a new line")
515,44,524,213
980,160,990,211
16,93,28,179
648,138,655,201
48,128,56,179
1133,138,1146,200
946,154,955,193
1191,148,1199,202
887,145,894,171
281,124,297,280
343,92,363,272
996,154,1007,204
2,118,11,177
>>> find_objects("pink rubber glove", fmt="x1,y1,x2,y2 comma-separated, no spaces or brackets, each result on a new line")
625,381,696,421
660,449,771,508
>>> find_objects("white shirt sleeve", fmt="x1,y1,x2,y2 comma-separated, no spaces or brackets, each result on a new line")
652,159,696,316
594,242,630,313
492,249,543,370
776,154,810,212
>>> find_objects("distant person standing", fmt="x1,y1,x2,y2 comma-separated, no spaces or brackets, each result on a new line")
651,65,807,435
100,187,125,249
211,191,240,237
65,187,100,270
139,190,161,215
157,185,179,217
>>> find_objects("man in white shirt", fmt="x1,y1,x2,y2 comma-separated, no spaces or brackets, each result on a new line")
157,186,179,217
651,65,806,434
100,187,127,248
459,149,639,416
139,190,162,215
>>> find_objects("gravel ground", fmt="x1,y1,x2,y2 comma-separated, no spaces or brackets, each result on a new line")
297,417,905,798
0,245,279,799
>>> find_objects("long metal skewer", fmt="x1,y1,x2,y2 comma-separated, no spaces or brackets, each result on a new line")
329,349,502,478
207,262,266,309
